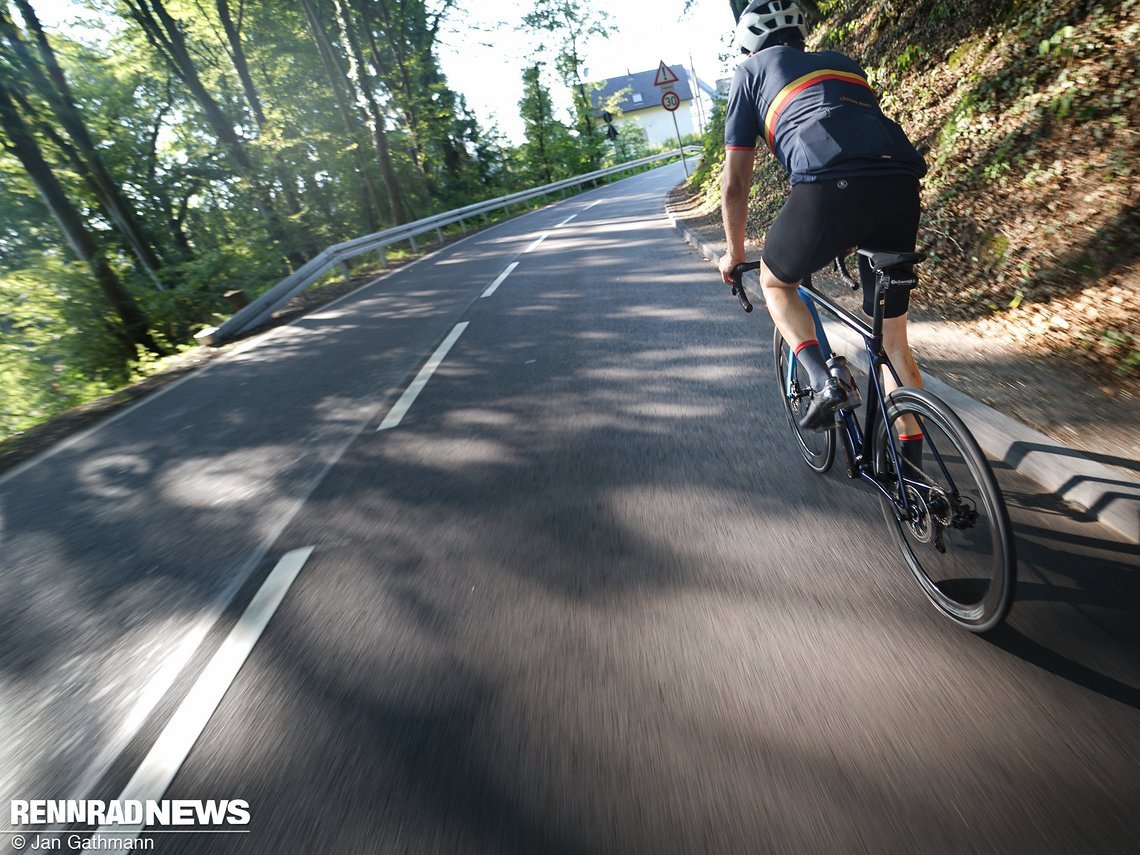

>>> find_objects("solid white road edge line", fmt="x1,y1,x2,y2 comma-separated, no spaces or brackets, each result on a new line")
481,262,519,298
377,322,469,431
91,546,317,843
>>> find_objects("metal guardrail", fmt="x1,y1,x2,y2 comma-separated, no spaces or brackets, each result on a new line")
195,148,699,345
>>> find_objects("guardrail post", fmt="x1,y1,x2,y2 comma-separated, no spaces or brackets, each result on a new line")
410,235,418,253
339,261,351,282
435,227,443,242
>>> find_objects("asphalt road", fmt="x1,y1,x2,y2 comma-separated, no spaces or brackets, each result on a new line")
2,163,1138,854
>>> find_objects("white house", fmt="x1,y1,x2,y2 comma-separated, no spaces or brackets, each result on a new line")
589,64,717,148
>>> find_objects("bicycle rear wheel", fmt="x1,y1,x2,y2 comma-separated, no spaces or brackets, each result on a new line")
874,388,1016,632
773,326,835,473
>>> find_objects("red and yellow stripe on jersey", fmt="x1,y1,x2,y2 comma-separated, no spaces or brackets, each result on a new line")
763,69,873,151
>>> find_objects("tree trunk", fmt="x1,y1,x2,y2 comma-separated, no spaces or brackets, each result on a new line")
332,0,408,224
0,77,159,357
357,0,429,186
563,32,594,141
214,0,308,242
121,0,307,266
300,0,381,233
3,1,167,284
215,0,266,127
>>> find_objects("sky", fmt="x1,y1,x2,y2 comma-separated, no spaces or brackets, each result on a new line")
30,0,740,144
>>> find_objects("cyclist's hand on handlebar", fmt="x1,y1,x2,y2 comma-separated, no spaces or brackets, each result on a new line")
718,253,743,285
719,255,759,313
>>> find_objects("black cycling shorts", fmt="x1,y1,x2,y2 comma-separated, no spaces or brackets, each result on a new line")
761,174,921,318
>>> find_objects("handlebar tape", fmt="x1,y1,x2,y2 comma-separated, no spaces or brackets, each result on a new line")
729,261,761,314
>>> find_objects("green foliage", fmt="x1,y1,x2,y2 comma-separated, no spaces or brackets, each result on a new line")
514,61,607,184
895,44,924,71
816,0,851,15
604,118,652,163
0,264,116,436
1038,24,1076,57
520,0,613,173
1099,330,1140,377
817,19,856,50
688,97,727,197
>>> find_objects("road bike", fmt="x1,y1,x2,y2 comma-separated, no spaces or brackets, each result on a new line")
730,250,1016,632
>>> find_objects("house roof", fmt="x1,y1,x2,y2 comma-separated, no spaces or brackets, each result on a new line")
588,64,695,115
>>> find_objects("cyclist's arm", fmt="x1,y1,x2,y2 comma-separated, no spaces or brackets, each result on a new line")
719,148,755,283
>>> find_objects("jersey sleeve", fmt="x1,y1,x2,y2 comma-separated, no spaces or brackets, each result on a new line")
723,66,760,150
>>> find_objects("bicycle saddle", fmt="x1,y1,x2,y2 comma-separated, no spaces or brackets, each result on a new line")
857,249,927,272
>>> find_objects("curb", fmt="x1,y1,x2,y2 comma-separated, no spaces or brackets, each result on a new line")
668,213,1140,546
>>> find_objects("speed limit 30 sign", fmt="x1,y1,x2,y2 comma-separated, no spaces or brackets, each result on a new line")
661,91,680,112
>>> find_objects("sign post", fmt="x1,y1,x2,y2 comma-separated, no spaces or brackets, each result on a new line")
654,61,688,178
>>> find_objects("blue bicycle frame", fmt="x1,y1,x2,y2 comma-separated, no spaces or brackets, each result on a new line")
788,275,916,518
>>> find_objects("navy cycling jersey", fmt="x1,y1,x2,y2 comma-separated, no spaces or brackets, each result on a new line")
724,46,926,184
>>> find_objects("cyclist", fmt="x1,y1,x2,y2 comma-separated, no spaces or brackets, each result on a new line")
717,0,928,457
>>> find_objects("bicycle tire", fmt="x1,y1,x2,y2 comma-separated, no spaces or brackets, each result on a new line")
873,388,1016,632
772,326,835,474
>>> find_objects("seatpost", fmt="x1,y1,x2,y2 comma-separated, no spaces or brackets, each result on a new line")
870,272,890,354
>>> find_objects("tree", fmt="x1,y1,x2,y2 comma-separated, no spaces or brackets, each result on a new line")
518,62,577,185
521,0,612,171
299,0,381,233
214,0,264,128
118,0,305,265
0,1,166,283
354,0,477,207
0,74,159,358
332,0,408,224
212,0,309,234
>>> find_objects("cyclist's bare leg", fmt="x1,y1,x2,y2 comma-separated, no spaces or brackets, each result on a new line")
882,313,923,440
759,260,817,353
882,314,923,391
760,260,836,398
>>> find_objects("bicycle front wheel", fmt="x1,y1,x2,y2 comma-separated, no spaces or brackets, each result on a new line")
873,388,1016,632
773,327,835,473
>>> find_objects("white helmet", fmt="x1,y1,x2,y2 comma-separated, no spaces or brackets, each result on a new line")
734,0,807,55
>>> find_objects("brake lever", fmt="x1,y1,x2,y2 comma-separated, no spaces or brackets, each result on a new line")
732,277,753,313
729,261,762,313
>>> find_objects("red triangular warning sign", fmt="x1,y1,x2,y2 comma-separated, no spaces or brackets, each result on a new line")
653,61,679,87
